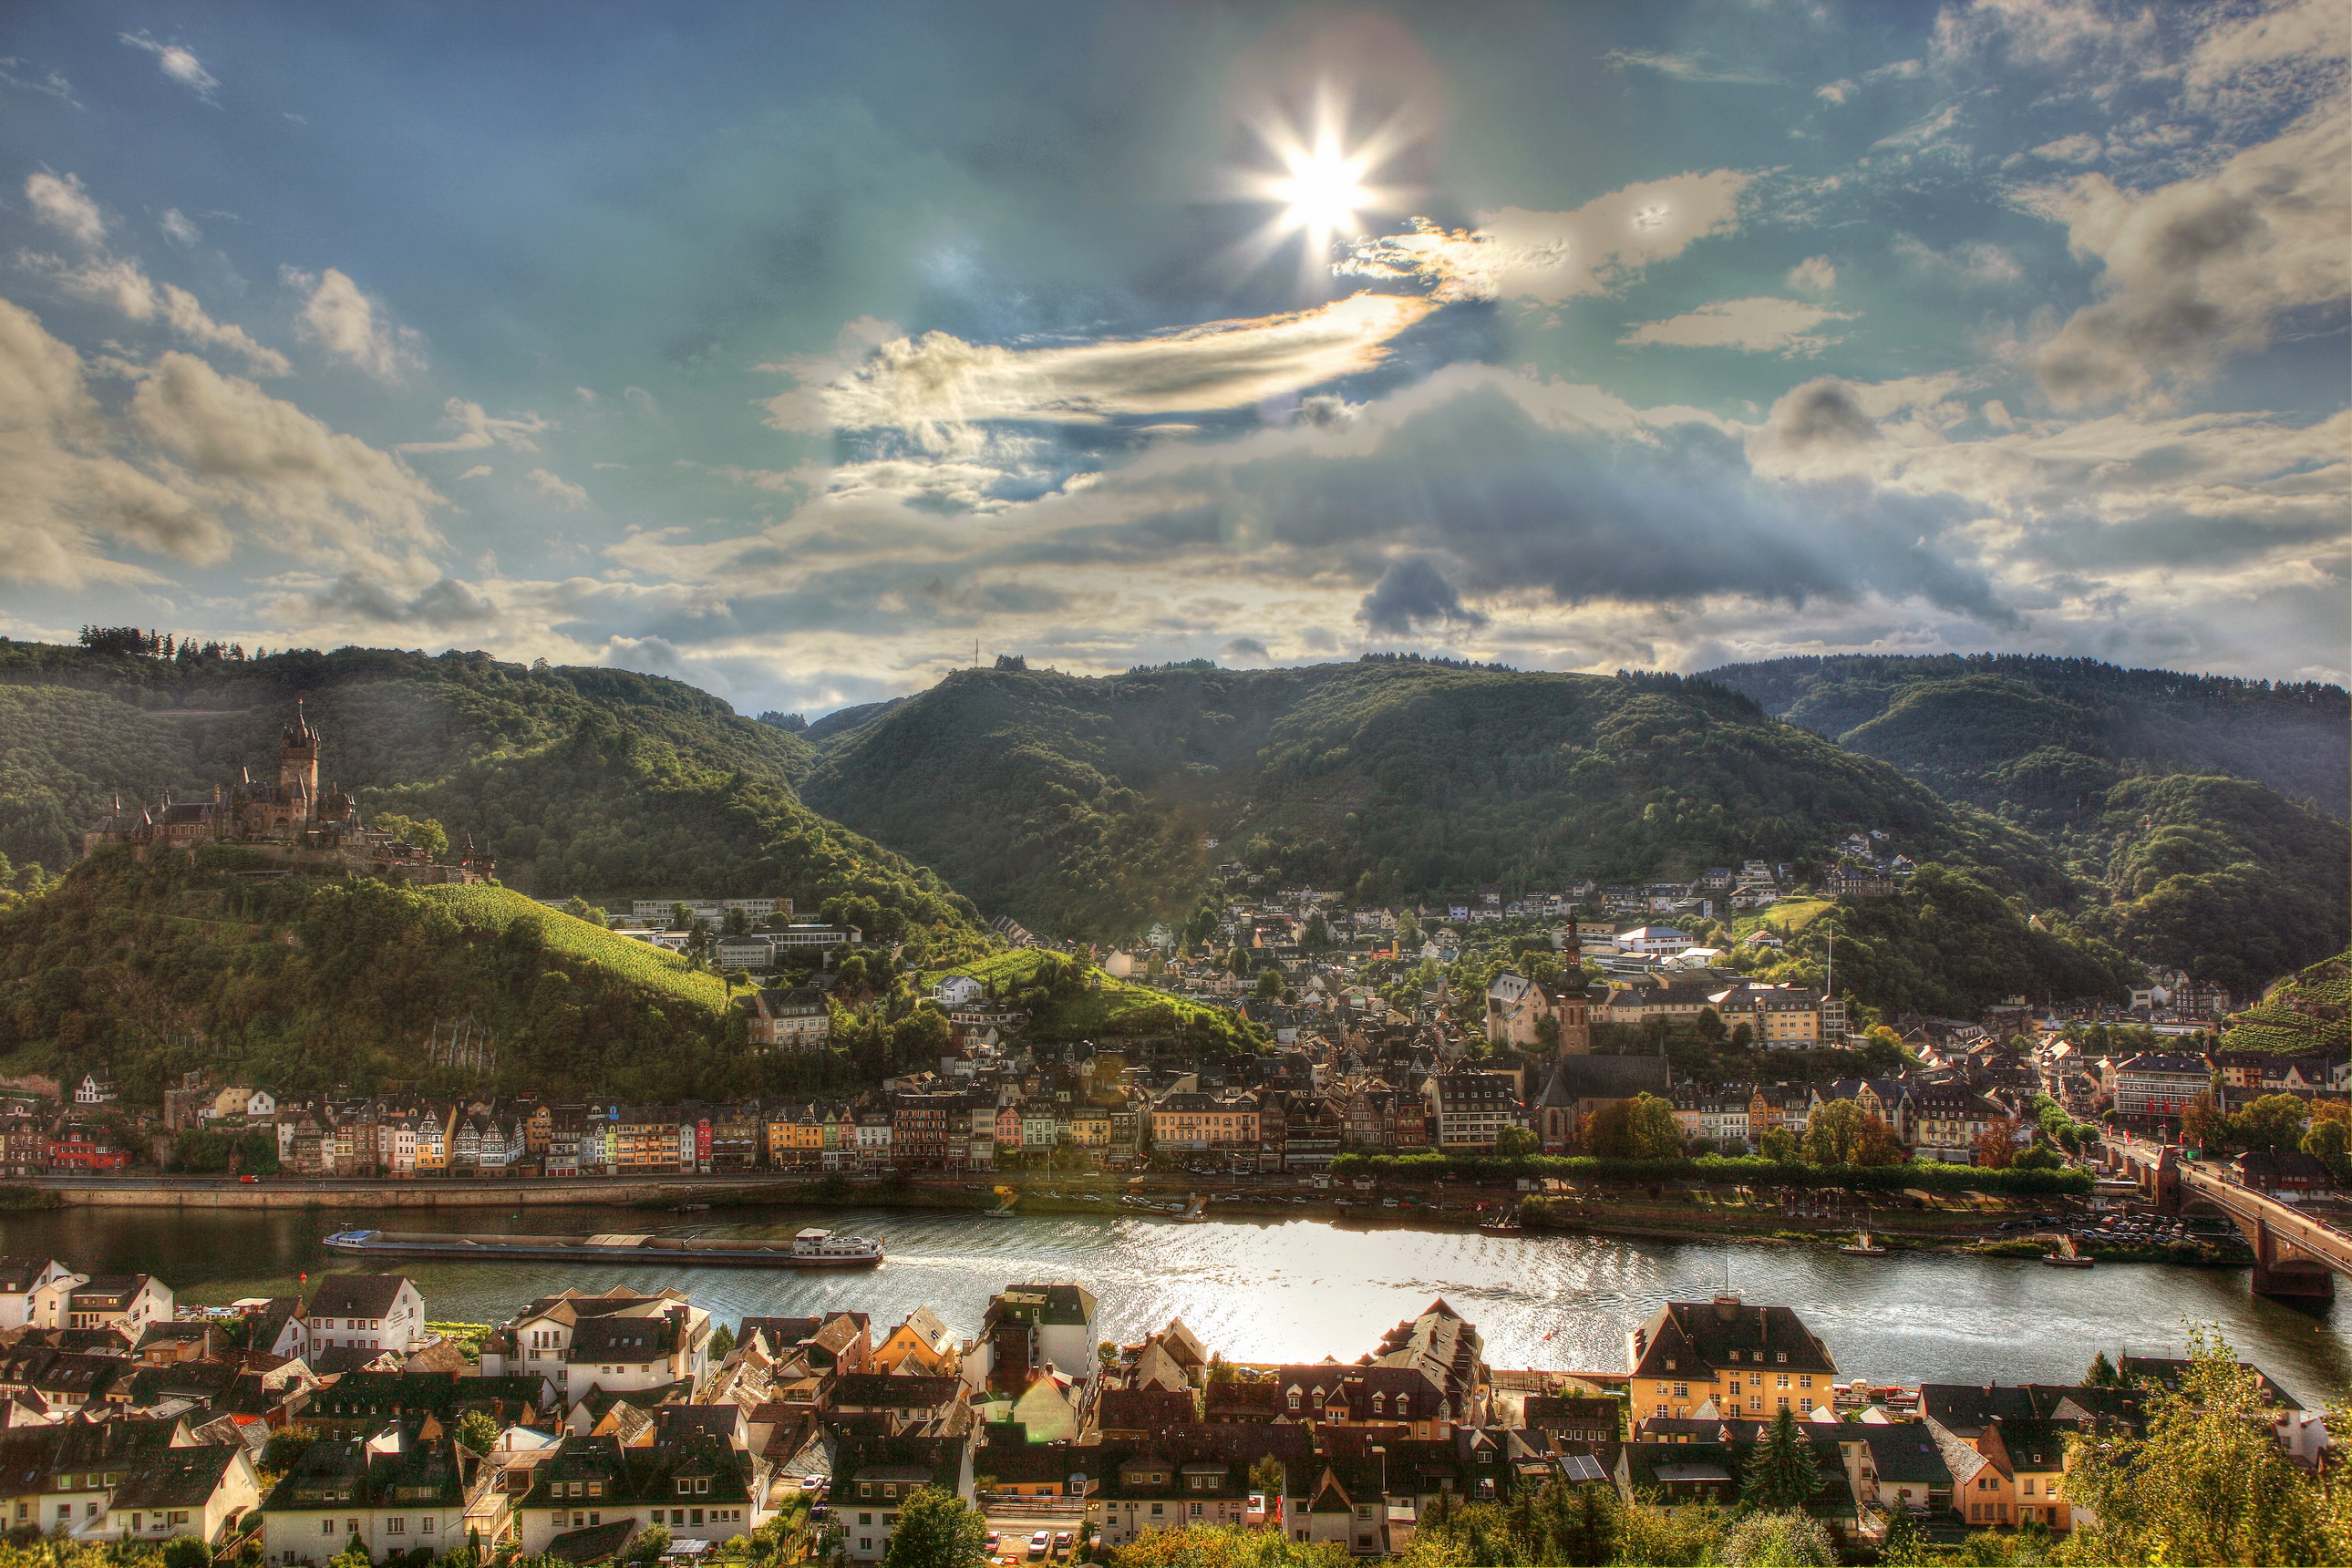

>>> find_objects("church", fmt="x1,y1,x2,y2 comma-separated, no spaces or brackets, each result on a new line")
83,705,493,884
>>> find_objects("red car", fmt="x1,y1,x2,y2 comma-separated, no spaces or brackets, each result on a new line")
239,1174,260,1182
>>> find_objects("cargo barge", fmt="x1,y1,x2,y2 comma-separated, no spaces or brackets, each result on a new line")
322,1225,883,1267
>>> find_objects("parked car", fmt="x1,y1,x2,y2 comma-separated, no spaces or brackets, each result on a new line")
1029,1532,1051,1559
1054,1532,1073,1557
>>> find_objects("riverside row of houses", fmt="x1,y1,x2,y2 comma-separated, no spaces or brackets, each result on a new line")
0,1251,2326,1564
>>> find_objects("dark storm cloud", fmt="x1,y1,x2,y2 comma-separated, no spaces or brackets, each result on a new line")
1357,555,1488,634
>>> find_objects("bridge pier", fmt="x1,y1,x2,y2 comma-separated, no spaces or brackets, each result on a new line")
2254,1261,2336,1302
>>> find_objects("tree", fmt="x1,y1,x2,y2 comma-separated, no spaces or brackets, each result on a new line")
374,812,449,859
1878,1505,1927,1567
2180,1089,2226,1151
723,906,752,937
629,1524,673,1565
708,1323,737,1360
882,1486,990,1568
2084,1349,2117,1387
1397,912,1422,949
2232,1092,2309,1154
1973,1115,2022,1170
1494,1124,1538,1160
1759,1126,1799,1163
1719,1510,1833,1567
2057,1325,2331,1565
1801,1099,1867,1165
1109,1524,1347,1568
453,1409,501,1456
1738,1408,1821,1513
1694,1007,1725,1044
1588,1094,1683,1160
1854,1115,1906,1167
2302,1117,2352,1184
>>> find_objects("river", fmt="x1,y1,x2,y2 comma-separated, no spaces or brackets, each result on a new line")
8,1203,2348,1406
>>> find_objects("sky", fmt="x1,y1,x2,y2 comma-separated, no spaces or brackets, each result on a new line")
0,0,2345,717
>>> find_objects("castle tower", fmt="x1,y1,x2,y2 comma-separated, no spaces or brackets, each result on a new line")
280,701,320,814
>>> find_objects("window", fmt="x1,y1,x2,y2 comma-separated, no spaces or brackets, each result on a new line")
1150,1504,1163,1517
1799,1376,1811,1389
1775,1353,1787,1364
323,1523,336,1537
1672,1383,1688,1399
1777,1375,1790,1389
388,1520,406,1534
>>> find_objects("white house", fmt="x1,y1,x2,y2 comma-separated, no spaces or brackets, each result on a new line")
1616,926,1695,958
0,1259,77,1329
933,975,985,1008
305,1275,428,1356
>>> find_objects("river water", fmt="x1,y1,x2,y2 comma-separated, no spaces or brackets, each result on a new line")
7,1204,2348,1407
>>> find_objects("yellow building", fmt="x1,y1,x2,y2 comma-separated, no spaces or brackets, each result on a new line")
1627,1297,1838,1421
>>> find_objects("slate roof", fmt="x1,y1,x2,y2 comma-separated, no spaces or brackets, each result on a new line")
1537,1054,1671,1107
1628,1299,1838,1382
307,1274,412,1321
110,1444,243,1511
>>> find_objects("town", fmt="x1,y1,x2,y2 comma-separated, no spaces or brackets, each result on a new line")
0,1252,2323,1568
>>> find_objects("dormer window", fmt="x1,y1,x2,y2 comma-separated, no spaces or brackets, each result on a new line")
1395,1396,1408,1418
1371,1394,1384,1414
1775,1353,1787,1364
1286,1389,1301,1411
1728,1351,1740,1363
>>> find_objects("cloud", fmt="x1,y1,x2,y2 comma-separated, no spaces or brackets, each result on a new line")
286,266,422,382
1619,297,1853,356
773,293,1435,447
1340,170,1751,304
125,349,446,578
2020,109,2350,407
296,573,499,628
1603,49,1780,86
158,209,201,247
1358,555,1489,634
1816,79,1854,104
1785,256,1837,293
1222,636,1271,661
526,468,591,509
24,173,104,247
2029,132,2105,165
119,31,218,103
17,244,290,375
0,59,77,105
159,286,290,376
457,464,493,480
0,294,229,584
397,397,552,454
1892,233,2023,285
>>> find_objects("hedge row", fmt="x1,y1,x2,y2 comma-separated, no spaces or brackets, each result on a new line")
1324,1150,2093,1195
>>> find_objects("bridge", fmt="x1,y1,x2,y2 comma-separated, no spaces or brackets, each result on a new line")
2106,1134,2351,1300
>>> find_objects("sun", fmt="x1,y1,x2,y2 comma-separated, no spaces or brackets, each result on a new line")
1228,84,1415,292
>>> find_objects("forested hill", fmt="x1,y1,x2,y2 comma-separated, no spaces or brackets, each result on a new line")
799,658,2059,941
1698,654,2348,820
0,637,983,953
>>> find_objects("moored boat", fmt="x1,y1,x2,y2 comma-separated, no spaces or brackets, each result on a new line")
322,1225,883,1267
2043,1233,2095,1269
1840,1231,1888,1256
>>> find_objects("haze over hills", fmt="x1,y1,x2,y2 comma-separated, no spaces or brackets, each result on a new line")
1701,655,2349,823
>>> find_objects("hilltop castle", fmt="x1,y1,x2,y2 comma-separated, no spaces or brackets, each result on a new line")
83,704,493,884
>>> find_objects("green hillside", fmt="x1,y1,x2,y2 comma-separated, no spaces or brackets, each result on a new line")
0,637,994,956
2221,950,2351,1057
1701,654,2348,820
923,947,1259,1053
799,658,2068,941
2087,775,2352,994
0,849,758,1103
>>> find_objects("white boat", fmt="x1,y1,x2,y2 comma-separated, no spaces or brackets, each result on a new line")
1840,1231,1888,1256
2042,1233,2094,1269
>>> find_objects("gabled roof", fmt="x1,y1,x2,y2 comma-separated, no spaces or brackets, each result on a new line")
307,1274,411,1321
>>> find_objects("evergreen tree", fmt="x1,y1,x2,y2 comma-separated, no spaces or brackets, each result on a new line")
2085,1350,2118,1387
1879,1504,1927,1567
1738,1407,1821,1513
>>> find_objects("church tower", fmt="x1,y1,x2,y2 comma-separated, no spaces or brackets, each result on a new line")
280,702,320,815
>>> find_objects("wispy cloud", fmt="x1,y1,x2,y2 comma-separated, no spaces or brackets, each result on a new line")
1341,170,1752,305
24,172,105,247
119,31,219,104
526,468,591,510
0,58,77,106
1619,296,1853,356
1603,49,1781,86
397,397,552,455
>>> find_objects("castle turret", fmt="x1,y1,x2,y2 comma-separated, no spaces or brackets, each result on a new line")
280,700,320,812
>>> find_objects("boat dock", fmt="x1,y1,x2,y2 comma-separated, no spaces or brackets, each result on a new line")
322,1226,883,1268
